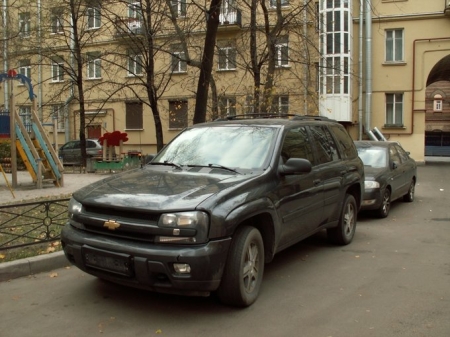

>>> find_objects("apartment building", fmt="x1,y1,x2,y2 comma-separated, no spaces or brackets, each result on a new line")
1,0,450,162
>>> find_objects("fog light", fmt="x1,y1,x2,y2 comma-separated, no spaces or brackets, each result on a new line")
362,199,376,206
174,263,191,274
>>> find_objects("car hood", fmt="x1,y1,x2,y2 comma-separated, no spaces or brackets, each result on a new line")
72,166,257,211
363,166,387,180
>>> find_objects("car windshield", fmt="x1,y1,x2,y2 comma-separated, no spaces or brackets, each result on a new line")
154,125,278,170
357,146,387,168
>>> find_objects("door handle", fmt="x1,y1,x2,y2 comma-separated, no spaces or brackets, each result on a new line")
313,179,321,186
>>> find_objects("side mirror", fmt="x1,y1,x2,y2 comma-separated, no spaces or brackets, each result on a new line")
392,161,399,170
280,158,312,175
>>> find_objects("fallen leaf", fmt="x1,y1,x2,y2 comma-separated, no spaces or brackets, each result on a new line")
0,254,5,259
155,329,162,334
49,272,58,278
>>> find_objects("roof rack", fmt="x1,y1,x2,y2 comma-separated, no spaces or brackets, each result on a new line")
214,113,336,122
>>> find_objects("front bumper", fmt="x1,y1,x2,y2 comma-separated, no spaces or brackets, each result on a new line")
61,224,232,296
360,189,382,211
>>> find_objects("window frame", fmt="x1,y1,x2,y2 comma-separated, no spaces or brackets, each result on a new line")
385,28,404,63
87,53,102,79
125,102,143,130
433,94,443,112
385,93,404,127
18,59,31,79
219,96,237,117
51,104,65,131
19,12,31,37
271,95,289,114
128,53,144,76
169,100,188,129
171,0,187,18
87,6,101,30
171,49,187,74
51,57,65,82
218,46,236,71
51,8,64,34
275,36,289,68
269,0,289,8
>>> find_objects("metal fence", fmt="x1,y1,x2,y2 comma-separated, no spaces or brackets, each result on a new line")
0,198,70,251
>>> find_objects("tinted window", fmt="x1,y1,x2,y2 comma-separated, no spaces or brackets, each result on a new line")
309,125,339,164
281,127,314,164
329,124,357,158
395,144,409,163
389,145,401,163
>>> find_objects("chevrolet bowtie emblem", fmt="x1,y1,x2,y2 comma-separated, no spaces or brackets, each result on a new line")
103,220,120,230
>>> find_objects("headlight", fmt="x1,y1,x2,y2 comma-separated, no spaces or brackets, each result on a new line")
364,180,380,189
157,211,209,244
159,211,208,228
68,198,82,218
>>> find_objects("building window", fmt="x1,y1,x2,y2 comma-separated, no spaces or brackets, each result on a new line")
87,5,101,29
433,94,443,112
244,95,255,114
19,106,32,133
385,93,403,126
219,97,236,116
128,1,142,19
128,53,143,76
171,0,187,18
275,36,289,67
51,8,64,34
87,52,101,79
271,95,289,114
218,46,236,71
125,102,143,129
19,59,31,79
269,0,289,8
171,46,187,73
51,56,64,82
169,100,188,129
19,12,31,37
386,29,403,62
52,105,65,131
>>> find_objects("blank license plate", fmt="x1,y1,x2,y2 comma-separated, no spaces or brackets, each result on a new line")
83,248,132,277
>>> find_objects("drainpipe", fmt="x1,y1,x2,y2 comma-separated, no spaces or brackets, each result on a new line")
65,13,76,142
358,0,364,140
303,0,308,115
2,0,8,108
365,0,372,134
37,0,43,120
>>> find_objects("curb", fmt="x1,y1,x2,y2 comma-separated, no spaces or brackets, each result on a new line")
0,251,70,282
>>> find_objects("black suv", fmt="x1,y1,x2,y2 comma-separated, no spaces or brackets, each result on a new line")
61,115,364,307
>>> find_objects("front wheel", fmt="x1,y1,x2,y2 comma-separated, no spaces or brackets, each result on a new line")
376,188,391,218
327,194,357,245
217,226,265,307
403,179,415,202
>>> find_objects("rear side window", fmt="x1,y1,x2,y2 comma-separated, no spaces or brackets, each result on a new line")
329,124,358,159
309,125,340,164
87,140,97,148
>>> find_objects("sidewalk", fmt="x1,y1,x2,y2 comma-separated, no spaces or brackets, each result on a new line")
0,170,113,282
0,170,111,205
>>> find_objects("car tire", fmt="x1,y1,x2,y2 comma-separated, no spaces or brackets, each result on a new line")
376,188,391,218
217,226,265,307
403,179,415,202
327,194,357,245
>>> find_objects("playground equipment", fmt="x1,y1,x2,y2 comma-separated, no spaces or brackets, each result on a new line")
0,70,64,190
93,131,141,171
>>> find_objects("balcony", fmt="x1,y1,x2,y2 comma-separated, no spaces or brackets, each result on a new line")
218,10,242,32
114,17,144,40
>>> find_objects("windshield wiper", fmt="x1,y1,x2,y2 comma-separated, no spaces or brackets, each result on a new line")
187,164,241,174
150,161,183,170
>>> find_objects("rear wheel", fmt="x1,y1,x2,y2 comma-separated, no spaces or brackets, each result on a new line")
403,179,415,202
217,226,264,307
376,188,391,218
327,194,357,245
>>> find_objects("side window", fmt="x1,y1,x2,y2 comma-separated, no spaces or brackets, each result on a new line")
309,125,340,164
395,144,409,163
389,145,401,163
281,127,314,164
73,141,81,149
329,124,357,159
